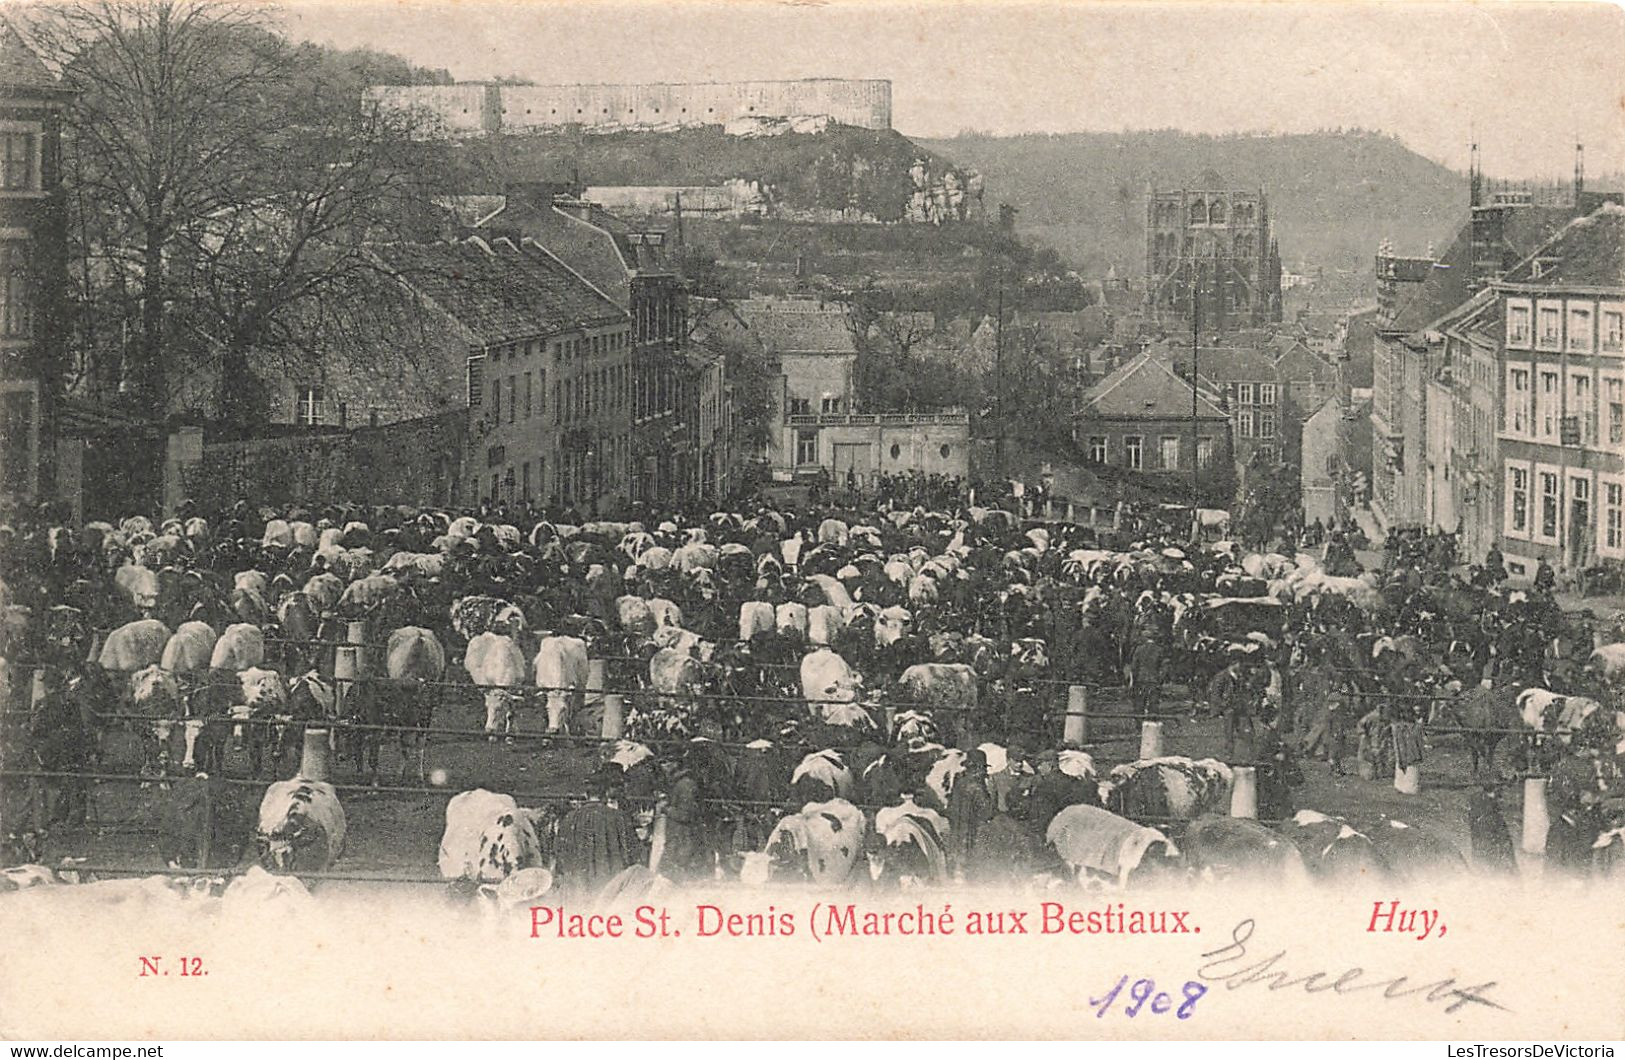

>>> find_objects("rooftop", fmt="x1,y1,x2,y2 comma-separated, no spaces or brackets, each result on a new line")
1499,203,1624,290
368,236,626,346
1079,346,1227,421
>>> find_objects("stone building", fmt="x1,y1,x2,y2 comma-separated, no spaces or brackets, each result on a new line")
1144,171,1282,331
1494,205,1624,577
478,186,703,504
0,18,69,507
1369,189,1579,535
1074,347,1234,508
717,295,969,486
362,236,633,510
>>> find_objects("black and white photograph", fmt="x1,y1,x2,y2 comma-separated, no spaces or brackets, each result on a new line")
0,0,1621,1042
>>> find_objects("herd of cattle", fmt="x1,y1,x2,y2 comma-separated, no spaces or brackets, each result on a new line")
1,501,1623,908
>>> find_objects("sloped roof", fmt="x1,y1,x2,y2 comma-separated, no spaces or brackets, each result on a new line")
1169,344,1276,386
1080,347,1227,420
0,18,59,92
733,297,856,356
477,201,634,309
368,237,626,346
1500,203,1624,289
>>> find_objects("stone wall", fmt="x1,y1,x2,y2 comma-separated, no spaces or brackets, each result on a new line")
366,79,892,136
188,411,468,512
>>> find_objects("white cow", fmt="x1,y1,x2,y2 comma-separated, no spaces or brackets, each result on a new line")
99,619,170,672
875,606,913,647
534,635,589,733
437,789,545,883
791,749,854,800
800,649,862,704
256,778,346,873
775,602,809,637
739,601,775,641
209,623,266,672
807,603,846,646
160,621,217,674
465,632,528,736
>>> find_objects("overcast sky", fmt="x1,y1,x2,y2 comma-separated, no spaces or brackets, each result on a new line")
281,0,1625,179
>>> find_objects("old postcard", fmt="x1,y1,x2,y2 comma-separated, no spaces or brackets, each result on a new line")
0,0,1622,1042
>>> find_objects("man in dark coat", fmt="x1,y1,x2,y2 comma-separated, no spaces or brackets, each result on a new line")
1206,657,1256,759
1466,782,1517,874
1026,750,1098,832
946,749,994,880
555,764,641,896
1127,637,1164,717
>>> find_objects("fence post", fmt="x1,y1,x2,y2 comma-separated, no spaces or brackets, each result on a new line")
300,729,332,782
335,621,366,714
585,658,606,733
1139,720,1165,760
1229,766,1259,819
1062,685,1088,746
1392,721,1422,794
1521,776,1550,874
602,689,625,740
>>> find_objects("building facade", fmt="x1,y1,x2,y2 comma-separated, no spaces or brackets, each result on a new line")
1494,206,1624,577
1144,173,1283,331
0,19,69,508
1075,348,1235,507
365,236,633,510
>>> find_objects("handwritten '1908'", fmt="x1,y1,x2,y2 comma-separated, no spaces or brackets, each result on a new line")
1089,975,1206,1019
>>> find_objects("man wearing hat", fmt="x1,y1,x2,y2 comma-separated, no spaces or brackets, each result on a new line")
946,748,994,881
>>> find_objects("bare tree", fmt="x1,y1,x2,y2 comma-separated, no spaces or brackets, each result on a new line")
29,0,286,417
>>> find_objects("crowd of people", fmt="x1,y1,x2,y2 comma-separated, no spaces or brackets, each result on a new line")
0,481,1620,890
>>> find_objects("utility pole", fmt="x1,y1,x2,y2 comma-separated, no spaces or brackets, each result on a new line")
994,265,1006,479
1190,264,1202,541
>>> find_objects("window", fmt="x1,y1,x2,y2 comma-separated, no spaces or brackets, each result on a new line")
525,372,533,418
1506,464,1529,536
1538,304,1562,350
296,387,324,426
1,385,35,494
1124,435,1143,470
787,397,811,416
1539,371,1559,439
1507,367,1530,434
1539,470,1560,541
337,402,348,428
507,376,516,423
1197,436,1215,469
795,429,818,466
0,243,28,337
1258,383,1277,406
1507,302,1532,348
0,132,35,191
1568,304,1593,352
1604,480,1624,556
1238,409,1255,438
1159,436,1180,470
1571,371,1593,443
1602,309,1623,353
1237,383,1255,405
521,461,532,500
1258,410,1276,440
820,396,842,414
1605,375,1623,445
1088,435,1107,463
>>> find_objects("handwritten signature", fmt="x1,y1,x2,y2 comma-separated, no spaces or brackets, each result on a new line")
1197,919,1509,1015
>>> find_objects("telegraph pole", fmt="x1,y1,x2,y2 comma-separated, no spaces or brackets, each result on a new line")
994,267,1006,478
1190,264,1201,541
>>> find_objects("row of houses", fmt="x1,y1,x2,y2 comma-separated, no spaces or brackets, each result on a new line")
1070,324,1352,513
1371,171,1624,578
